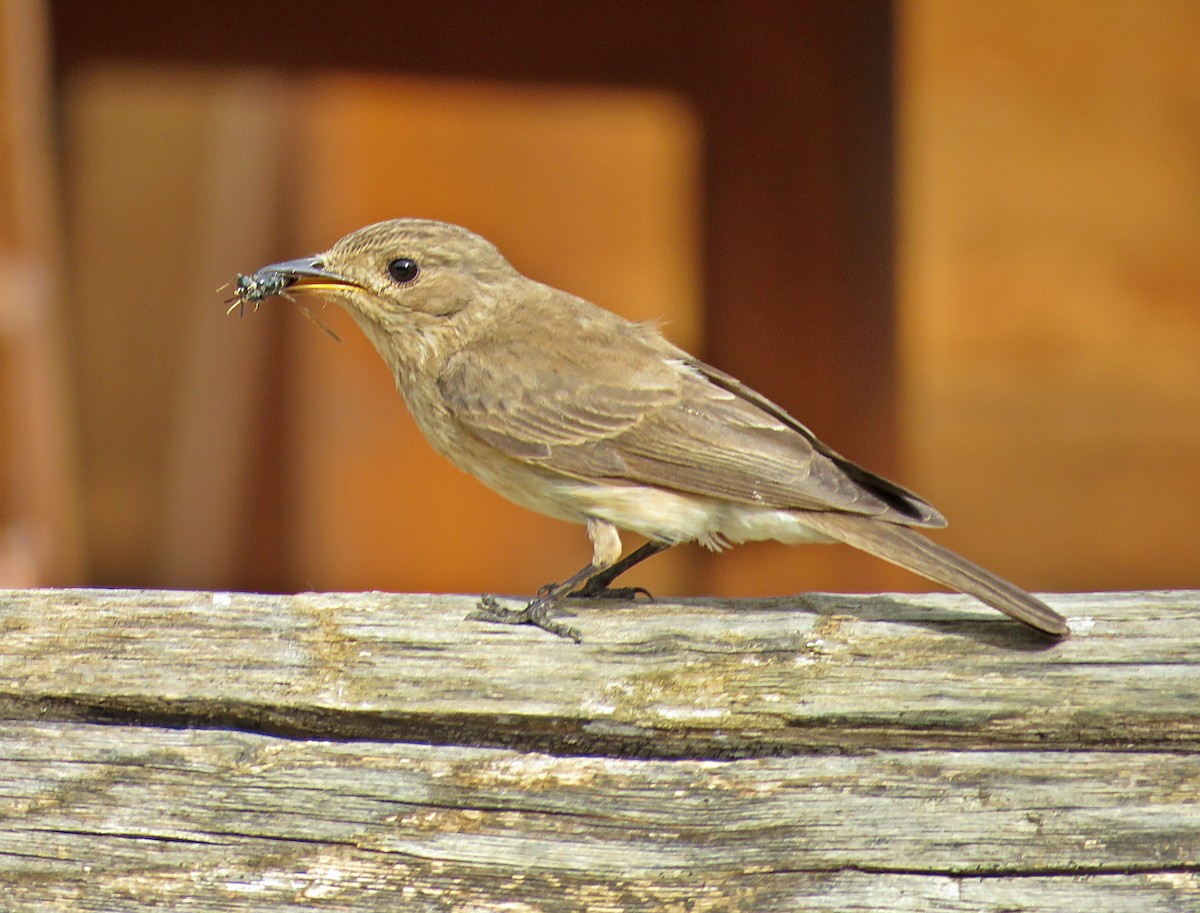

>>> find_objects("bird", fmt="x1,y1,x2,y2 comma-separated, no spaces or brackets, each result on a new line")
233,218,1069,642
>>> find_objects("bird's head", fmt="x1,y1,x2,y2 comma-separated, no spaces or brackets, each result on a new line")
238,218,520,357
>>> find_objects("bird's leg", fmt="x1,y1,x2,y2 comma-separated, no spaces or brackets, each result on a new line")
471,518,624,642
565,539,670,600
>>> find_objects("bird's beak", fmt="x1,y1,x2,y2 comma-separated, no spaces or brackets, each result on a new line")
256,256,361,293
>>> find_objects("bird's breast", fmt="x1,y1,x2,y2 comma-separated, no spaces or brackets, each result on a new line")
395,372,590,525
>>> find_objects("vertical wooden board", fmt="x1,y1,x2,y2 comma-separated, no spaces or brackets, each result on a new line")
63,68,210,581
697,3,911,600
899,1,1200,589
157,75,297,590
0,0,82,585
284,76,704,597
60,68,301,589
0,2,22,251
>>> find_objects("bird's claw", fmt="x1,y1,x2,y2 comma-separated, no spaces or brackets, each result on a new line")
469,594,583,643
568,582,654,601
535,580,652,601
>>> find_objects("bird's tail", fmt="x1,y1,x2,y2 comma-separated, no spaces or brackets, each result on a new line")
800,512,1070,637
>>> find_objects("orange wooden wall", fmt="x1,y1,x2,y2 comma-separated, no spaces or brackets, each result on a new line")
900,0,1200,590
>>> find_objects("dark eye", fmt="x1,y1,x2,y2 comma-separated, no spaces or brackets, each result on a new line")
387,257,419,284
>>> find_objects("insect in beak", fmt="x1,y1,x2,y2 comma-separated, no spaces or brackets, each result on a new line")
224,258,358,342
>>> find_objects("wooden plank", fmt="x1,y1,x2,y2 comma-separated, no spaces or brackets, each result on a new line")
1,589,1197,755
0,723,1197,911
1,589,1196,910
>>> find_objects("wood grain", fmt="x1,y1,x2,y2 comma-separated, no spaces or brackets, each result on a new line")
1,588,1197,911
2,588,1197,755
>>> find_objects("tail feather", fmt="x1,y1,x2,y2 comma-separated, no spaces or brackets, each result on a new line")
801,512,1070,637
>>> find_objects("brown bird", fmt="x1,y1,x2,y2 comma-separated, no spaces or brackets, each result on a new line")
234,219,1069,641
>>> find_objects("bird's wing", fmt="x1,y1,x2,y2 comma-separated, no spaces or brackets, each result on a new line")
680,356,945,525
437,323,939,524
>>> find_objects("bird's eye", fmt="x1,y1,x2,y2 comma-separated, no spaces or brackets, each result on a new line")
387,257,419,284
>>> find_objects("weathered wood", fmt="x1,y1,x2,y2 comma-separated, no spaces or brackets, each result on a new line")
2,722,1197,911
1,588,1198,911
3,588,1198,755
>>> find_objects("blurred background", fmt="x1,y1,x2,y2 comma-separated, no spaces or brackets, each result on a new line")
1,1,1196,600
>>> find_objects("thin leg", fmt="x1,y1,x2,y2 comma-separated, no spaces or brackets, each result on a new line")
567,540,670,599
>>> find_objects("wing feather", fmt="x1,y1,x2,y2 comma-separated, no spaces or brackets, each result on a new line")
437,324,942,525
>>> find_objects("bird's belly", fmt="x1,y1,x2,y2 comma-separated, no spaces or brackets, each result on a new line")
554,481,839,549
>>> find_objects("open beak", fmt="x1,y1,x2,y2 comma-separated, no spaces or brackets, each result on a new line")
229,256,356,343
254,256,360,293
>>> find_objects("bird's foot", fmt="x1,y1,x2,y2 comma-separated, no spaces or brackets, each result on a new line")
469,594,583,643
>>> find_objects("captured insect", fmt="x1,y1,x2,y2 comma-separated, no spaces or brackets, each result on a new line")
222,271,293,315
221,269,341,342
